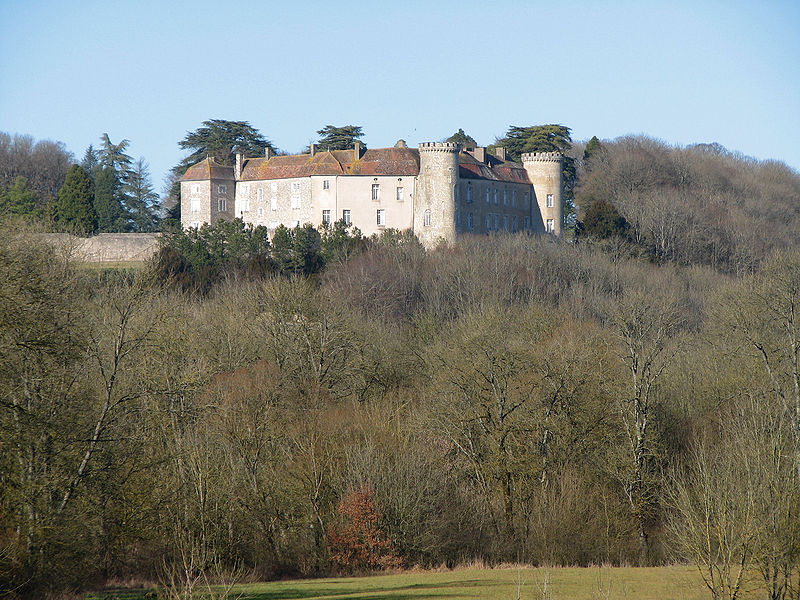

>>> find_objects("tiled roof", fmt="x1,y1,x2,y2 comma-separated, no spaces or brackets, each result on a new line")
240,147,421,180
180,158,234,181
458,152,531,184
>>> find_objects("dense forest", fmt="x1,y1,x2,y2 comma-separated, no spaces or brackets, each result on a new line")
2,132,800,600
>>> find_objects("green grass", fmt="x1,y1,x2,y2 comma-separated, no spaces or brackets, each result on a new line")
84,565,738,600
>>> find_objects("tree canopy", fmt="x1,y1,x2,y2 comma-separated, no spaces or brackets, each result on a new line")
446,128,477,146
495,124,572,161
176,120,275,173
316,125,365,151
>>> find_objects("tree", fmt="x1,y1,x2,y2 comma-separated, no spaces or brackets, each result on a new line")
0,176,38,216
126,157,160,232
176,120,274,173
495,124,572,162
609,288,683,565
316,125,365,151
327,485,402,572
93,166,127,233
581,199,628,239
584,136,602,161
51,164,97,234
446,128,477,146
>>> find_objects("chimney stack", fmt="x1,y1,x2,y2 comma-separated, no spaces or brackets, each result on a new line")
473,147,486,163
310,143,317,157
354,141,363,160
234,148,244,181
494,146,507,161
265,147,273,160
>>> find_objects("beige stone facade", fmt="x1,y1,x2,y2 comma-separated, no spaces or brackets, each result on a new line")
180,140,564,248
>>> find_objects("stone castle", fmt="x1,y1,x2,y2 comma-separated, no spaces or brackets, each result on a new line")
180,140,564,247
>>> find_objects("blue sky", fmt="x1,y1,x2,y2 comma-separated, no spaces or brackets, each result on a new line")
1,0,798,196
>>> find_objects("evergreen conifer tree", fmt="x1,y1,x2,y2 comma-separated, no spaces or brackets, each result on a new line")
51,165,97,234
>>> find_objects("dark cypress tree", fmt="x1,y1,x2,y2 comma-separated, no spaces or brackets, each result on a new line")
51,165,97,234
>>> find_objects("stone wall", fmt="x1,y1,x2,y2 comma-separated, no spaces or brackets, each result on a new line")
41,233,160,263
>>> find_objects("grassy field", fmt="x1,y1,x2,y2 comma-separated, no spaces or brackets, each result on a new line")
83,565,756,600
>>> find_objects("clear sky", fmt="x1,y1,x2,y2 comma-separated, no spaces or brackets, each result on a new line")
1,0,798,197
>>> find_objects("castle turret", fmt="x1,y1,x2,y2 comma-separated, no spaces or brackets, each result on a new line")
414,142,460,248
522,152,564,236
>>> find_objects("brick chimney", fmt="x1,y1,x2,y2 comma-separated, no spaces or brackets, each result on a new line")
354,141,363,160
310,143,317,157
265,147,273,159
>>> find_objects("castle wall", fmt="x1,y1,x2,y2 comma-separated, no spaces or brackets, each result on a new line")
236,177,313,230
328,175,415,236
456,179,539,235
182,180,212,228
40,233,159,263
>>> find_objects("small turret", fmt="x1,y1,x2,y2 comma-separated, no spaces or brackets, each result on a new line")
415,142,461,248
522,152,564,236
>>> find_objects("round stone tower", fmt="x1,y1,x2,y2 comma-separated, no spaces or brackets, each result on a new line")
522,152,564,236
414,142,460,248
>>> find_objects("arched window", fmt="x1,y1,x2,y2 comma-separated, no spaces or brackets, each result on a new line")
424,209,431,227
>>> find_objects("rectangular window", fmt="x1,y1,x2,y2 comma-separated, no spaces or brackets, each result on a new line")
485,214,491,231
343,209,351,225
512,190,517,207
546,193,554,208
396,186,404,202
241,198,250,212
485,188,490,203
377,208,386,226
494,189,498,205
467,212,474,230
271,182,278,193
218,197,226,212
323,179,330,190
494,214,499,229
424,210,431,227
322,209,331,225
524,216,531,229
190,199,200,213
257,207,264,217
291,195,301,209
466,186,473,203
257,188,263,202
546,218,555,233
372,183,380,201
291,181,301,193
217,184,227,195
503,215,509,231
239,184,250,196
190,221,201,229
512,216,518,232
525,192,530,208
271,197,277,211
503,189,508,205
191,184,200,195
